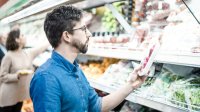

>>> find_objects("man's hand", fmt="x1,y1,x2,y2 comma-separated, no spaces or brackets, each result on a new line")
128,65,148,89
101,65,149,112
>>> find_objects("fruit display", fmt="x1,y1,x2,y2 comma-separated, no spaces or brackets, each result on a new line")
101,1,126,32
80,58,119,79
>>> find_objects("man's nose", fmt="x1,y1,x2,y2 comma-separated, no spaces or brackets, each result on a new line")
86,29,92,38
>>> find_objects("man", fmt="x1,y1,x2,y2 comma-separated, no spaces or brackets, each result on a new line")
0,33,7,65
30,5,147,112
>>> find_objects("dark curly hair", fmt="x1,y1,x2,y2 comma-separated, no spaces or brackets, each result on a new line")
44,5,83,48
6,29,20,51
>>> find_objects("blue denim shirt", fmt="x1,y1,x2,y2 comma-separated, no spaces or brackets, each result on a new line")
30,51,102,112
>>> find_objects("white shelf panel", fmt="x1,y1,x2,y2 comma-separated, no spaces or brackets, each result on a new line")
88,79,188,112
86,48,200,68
86,48,143,61
155,53,200,68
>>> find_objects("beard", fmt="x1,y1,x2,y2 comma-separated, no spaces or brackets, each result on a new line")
70,37,89,54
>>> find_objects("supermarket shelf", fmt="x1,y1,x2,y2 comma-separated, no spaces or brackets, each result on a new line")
86,48,200,68
88,78,188,112
86,47,143,61
155,53,200,68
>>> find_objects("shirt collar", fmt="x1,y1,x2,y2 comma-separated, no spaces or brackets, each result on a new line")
51,50,79,72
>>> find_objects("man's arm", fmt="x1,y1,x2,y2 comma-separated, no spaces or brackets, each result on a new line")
101,66,147,112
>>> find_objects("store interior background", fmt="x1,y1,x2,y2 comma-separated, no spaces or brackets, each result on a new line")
0,0,200,112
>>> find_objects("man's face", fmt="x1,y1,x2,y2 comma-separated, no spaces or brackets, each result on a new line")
69,19,91,54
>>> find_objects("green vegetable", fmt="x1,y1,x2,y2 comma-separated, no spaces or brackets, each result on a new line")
189,89,200,111
171,89,186,108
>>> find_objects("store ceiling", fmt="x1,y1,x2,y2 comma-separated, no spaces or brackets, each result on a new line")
0,0,41,20
0,0,84,24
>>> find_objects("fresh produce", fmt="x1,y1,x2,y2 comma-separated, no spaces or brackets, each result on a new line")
146,68,184,98
80,58,119,79
171,89,186,107
189,89,200,111
101,1,125,32
99,60,134,86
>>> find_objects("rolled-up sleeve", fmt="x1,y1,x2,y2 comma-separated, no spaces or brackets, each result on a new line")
88,84,102,112
30,72,61,112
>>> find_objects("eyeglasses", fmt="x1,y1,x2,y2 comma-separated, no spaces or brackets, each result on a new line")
70,25,91,38
72,25,87,32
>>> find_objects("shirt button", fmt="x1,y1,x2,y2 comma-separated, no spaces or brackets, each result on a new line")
76,75,79,80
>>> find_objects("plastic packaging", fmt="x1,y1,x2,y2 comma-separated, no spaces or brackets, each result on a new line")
138,40,160,76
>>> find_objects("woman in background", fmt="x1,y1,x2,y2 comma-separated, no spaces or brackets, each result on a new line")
0,28,49,112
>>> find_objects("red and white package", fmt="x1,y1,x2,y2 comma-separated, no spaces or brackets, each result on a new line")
138,41,160,76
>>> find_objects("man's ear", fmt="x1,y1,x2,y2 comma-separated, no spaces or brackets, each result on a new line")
62,31,72,43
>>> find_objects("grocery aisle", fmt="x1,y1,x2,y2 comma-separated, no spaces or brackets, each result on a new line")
0,0,200,112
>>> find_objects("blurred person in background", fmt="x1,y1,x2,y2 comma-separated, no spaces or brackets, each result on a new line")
0,28,49,112
0,33,7,65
